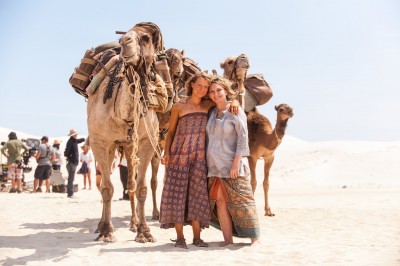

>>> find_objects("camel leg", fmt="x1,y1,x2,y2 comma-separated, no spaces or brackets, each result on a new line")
263,155,275,217
95,145,116,242
150,154,161,220
134,144,156,243
248,156,258,193
124,143,139,233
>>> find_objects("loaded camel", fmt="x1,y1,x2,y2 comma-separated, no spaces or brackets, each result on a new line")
86,22,168,242
220,54,250,110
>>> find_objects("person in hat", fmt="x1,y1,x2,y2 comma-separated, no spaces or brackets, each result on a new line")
64,129,85,198
34,136,55,193
1,132,29,193
51,139,63,171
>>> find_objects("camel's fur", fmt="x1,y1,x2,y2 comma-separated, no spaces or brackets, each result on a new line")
247,104,294,216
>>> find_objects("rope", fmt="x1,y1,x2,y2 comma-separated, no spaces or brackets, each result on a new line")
124,66,142,194
127,66,163,159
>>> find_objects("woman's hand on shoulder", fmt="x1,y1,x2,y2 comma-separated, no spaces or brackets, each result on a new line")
229,99,240,115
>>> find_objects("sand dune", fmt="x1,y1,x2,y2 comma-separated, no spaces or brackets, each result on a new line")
0,127,399,265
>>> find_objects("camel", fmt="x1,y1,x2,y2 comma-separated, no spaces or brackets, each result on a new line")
86,23,168,242
247,104,294,216
220,54,250,109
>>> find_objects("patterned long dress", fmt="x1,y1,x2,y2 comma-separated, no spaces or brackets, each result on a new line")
159,112,211,229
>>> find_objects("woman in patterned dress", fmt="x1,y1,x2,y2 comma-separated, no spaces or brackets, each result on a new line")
159,72,214,249
206,76,260,246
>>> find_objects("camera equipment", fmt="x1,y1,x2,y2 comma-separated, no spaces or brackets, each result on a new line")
21,138,40,173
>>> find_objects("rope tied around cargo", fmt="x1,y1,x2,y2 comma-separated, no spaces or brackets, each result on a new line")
125,65,163,159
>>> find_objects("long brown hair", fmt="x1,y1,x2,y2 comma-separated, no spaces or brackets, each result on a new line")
184,72,211,96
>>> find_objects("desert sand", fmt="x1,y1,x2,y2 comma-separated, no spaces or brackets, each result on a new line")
0,127,399,266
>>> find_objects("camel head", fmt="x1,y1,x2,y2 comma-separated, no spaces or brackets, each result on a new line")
166,48,184,85
120,24,163,73
220,54,250,82
119,30,146,67
275,104,294,121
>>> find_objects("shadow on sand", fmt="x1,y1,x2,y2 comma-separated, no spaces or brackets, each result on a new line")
0,215,160,266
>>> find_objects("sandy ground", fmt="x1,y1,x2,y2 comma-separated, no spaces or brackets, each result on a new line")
0,129,399,265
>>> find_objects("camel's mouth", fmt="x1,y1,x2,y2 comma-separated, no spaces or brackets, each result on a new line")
285,109,294,118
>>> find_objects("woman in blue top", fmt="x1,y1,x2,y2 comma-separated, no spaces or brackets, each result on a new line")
206,76,260,246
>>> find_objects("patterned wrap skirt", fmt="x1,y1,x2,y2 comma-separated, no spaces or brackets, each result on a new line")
160,112,211,229
208,176,260,238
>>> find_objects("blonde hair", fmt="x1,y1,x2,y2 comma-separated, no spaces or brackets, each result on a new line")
209,76,237,99
184,72,212,96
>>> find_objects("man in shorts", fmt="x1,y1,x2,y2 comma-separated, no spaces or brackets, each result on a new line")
34,136,55,193
1,132,29,193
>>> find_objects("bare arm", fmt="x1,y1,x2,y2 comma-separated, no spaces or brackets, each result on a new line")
1,145,7,158
230,155,242,179
229,99,240,115
35,149,41,161
161,104,181,165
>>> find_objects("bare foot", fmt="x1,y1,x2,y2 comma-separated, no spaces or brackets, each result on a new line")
218,241,234,247
250,239,261,247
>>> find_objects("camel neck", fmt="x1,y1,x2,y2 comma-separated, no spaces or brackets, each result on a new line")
275,120,288,138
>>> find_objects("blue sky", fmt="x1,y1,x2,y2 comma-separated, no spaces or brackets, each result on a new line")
0,0,399,141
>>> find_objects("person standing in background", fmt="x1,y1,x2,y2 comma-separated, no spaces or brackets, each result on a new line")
1,132,29,193
79,144,93,190
64,129,85,198
51,139,63,171
117,146,129,200
34,136,55,193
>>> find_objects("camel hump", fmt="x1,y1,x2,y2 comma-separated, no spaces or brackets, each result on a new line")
247,109,272,132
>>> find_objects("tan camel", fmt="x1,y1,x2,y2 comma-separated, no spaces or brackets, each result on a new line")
247,104,294,216
86,23,168,242
220,54,250,109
